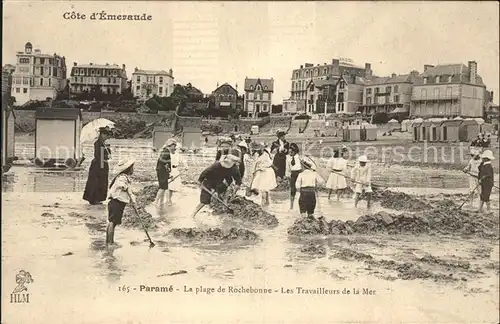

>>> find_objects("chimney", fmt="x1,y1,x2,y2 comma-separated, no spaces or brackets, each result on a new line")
332,59,340,66
391,73,396,78
73,62,77,66
424,64,434,72
235,83,238,91
89,62,93,66
122,64,126,70
169,68,173,76
468,61,477,84
364,63,372,78
300,65,303,69
134,67,138,72
217,82,219,88
490,91,494,102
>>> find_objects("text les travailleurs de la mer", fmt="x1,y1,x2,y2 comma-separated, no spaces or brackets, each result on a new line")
63,11,152,21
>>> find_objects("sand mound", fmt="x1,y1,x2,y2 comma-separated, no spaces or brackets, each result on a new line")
121,184,160,230
212,196,279,227
168,227,260,243
288,200,499,238
372,190,431,211
300,243,327,257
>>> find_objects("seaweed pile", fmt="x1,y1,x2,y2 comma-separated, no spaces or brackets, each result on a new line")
168,227,260,243
211,196,279,227
121,184,159,230
300,243,327,258
288,200,499,238
372,190,431,211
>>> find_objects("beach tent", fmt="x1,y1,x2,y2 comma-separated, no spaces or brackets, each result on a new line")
2,107,16,171
453,116,463,120
363,123,377,141
481,123,494,135
422,120,441,142
440,120,462,142
346,124,361,142
412,120,423,142
153,126,174,151
459,119,480,142
401,119,411,132
35,108,83,168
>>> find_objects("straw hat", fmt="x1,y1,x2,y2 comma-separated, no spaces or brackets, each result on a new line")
481,150,495,160
237,140,248,149
358,155,368,163
222,149,240,163
113,159,135,175
301,156,317,171
469,147,481,156
164,138,178,147
276,129,286,137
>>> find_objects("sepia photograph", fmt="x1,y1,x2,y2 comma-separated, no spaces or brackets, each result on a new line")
2,1,499,323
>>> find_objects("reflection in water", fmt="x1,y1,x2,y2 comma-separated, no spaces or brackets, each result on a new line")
2,167,87,193
90,239,124,283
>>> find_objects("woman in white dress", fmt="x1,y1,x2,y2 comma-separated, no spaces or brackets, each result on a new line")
326,149,348,201
251,143,277,206
167,145,183,205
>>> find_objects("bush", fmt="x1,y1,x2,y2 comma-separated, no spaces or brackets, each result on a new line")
258,112,270,118
294,114,311,120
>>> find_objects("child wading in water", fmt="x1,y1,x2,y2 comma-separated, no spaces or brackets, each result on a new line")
351,155,372,208
326,148,348,201
478,150,495,212
463,147,482,207
251,143,277,206
288,143,302,210
106,159,136,246
295,156,324,218
155,139,176,210
190,150,241,218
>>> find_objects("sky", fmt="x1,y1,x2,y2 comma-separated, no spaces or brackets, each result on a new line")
3,1,499,104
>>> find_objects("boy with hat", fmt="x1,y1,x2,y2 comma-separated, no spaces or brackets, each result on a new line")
191,150,242,218
295,156,324,218
478,150,495,212
106,159,136,246
351,155,372,208
463,147,482,207
288,143,303,210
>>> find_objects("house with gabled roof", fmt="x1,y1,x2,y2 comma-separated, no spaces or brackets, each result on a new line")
132,67,174,100
243,77,274,118
303,77,339,115
410,61,486,118
212,82,238,111
334,73,372,115
360,71,421,117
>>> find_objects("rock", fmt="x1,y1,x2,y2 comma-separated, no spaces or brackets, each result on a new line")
62,252,74,256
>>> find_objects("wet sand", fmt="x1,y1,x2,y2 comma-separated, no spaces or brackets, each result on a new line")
2,141,499,323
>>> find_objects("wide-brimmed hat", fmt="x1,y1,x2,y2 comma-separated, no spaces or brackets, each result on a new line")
252,142,265,151
113,159,135,175
222,149,241,162
301,156,317,171
237,140,248,149
164,138,178,147
481,150,495,160
358,155,368,163
276,129,286,137
470,147,481,156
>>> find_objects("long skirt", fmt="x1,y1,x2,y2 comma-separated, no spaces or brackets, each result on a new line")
326,172,348,190
273,153,286,179
157,167,169,190
468,177,479,192
83,159,109,203
252,168,277,192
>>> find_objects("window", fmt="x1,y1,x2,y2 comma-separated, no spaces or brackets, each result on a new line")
394,85,399,93
423,78,427,84
136,76,141,82
159,87,163,94
19,57,30,64
315,69,319,76
310,95,314,101
23,88,27,93
323,68,327,75
16,88,20,93
263,104,268,111
367,97,372,105
48,78,51,86
446,86,452,98
23,78,28,85
375,87,379,94
113,70,117,76
473,88,477,99
292,81,295,90
259,93,263,100
305,71,309,77
434,88,440,98
295,72,299,79
113,78,116,84
339,81,345,89
366,88,372,95
91,69,95,76
421,89,427,98
96,70,101,76
159,76,163,84
41,58,45,65
108,77,111,83
448,76,452,82
40,78,44,86
394,95,400,103
436,76,440,83
39,68,43,76
80,69,85,75
385,86,391,93
136,86,140,91
310,85,314,91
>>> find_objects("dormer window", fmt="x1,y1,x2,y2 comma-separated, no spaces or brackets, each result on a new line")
448,75,452,82
250,85,253,90
423,77,428,84
256,85,261,90
264,86,268,90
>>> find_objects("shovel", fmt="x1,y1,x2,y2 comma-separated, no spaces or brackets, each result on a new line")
126,191,155,248
245,170,259,197
200,185,234,214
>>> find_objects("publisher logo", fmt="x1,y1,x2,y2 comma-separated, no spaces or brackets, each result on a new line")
10,270,33,303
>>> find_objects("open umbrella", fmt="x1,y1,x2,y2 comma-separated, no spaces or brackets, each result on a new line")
80,118,115,144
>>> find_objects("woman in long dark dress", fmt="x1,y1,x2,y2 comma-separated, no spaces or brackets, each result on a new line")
478,150,495,212
270,130,289,180
83,128,111,205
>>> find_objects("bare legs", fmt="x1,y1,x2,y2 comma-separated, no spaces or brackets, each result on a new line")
328,189,342,201
354,192,372,208
106,222,116,245
261,191,270,206
289,195,295,210
478,201,491,212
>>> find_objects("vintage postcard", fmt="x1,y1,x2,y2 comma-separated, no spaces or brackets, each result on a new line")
2,1,499,323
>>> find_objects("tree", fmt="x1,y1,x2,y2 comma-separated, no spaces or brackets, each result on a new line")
372,112,389,124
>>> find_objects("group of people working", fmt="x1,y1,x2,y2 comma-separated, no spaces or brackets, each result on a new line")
471,133,492,148
463,147,496,212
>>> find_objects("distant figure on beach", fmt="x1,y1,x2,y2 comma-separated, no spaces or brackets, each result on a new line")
288,143,302,211
463,148,482,208
296,156,324,219
326,149,348,201
251,143,277,206
351,155,372,209
478,150,495,212
83,127,112,205
155,139,176,210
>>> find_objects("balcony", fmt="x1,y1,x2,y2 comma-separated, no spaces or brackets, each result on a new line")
411,94,459,101
374,92,391,97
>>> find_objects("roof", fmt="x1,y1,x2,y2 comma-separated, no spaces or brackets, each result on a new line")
417,64,485,86
133,69,172,76
313,78,339,88
35,108,82,120
460,120,479,126
441,120,463,126
74,64,124,70
244,78,274,92
213,83,238,94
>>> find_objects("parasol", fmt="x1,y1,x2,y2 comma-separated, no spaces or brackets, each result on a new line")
80,118,115,144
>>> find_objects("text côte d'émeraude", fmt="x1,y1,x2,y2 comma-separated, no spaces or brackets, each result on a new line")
63,11,152,21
